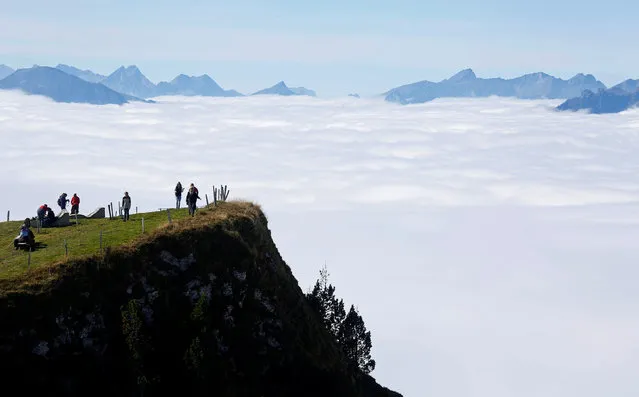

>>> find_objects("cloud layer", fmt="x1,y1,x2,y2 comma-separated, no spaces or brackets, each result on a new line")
2,91,639,396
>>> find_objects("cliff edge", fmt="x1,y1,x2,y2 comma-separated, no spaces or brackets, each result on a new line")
0,201,401,397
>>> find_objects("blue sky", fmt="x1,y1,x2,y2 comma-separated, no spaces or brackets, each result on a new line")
0,0,637,96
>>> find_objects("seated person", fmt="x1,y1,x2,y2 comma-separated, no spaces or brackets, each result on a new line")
42,207,56,227
14,224,36,250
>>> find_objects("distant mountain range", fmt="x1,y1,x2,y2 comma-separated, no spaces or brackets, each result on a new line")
383,68,607,104
0,62,637,113
556,79,639,114
0,66,149,105
0,63,316,105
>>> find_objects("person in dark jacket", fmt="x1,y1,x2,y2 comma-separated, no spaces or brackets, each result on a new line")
175,182,184,209
122,192,131,221
185,183,200,216
36,204,48,223
57,193,69,211
42,206,56,227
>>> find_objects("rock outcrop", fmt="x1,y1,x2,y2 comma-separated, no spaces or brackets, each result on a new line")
0,202,400,397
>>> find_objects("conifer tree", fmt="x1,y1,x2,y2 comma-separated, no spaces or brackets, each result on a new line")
306,265,376,374
338,305,375,374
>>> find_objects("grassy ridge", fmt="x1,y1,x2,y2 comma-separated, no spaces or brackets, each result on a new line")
0,208,194,281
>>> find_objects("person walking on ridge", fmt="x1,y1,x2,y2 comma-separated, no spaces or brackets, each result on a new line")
186,183,200,217
57,193,69,211
175,181,184,209
70,193,80,215
122,191,131,221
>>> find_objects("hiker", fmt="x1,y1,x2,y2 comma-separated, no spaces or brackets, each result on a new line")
36,204,49,224
43,206,56,227
57,193,69,211
13,222,35,250
175,181,184,209
185,183,201,216
70,193,80,214
122,191,131,221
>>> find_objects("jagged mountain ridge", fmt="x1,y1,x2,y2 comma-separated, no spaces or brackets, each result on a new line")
155,74,244,97
55,64,106,83
0,66,146,105
101,65,158,99
556,82,639,114
384,68,607,104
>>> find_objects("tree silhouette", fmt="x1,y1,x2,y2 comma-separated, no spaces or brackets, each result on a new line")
306,265,375,374
306,265,346,337
338,305,375,374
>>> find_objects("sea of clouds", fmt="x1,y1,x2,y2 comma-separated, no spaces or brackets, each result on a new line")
2,91,639,396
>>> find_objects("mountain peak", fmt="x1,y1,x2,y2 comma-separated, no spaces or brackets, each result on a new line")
102,65,156,98
273,81,288,89
0,64,14,80
447,68,476,82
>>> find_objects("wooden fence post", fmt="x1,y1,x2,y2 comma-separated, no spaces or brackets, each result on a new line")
136,206,138,214
142,217,145,233
166,209,172,223
205,194,209,207
6,210,9,222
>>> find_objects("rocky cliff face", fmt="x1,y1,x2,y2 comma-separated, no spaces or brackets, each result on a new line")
0,202,401,397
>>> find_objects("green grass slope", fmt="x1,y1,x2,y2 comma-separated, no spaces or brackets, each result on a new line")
0,201,401,397
0,207,193,292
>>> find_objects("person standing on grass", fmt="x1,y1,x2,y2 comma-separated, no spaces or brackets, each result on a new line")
37,204,47,222
70,193,80,215
122,191,131,221
175,181,184,209
186,183,201,217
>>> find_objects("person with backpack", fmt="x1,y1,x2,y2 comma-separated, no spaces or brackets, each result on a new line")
70,193,80,215
185,183,201,217
122,191,131,221
175,182,184,209
57,193,69,211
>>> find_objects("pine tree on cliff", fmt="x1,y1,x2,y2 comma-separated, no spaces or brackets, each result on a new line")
306,265,346,336
306,266,375,374
339,305,375,374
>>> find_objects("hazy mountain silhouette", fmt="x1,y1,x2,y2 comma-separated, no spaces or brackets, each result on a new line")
0,65,14,80
384,69,607,104
556,82,639,114
101,65,157,98
55,64,106,83
0,66,146,105
155,74,244,97
252,81,315,96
